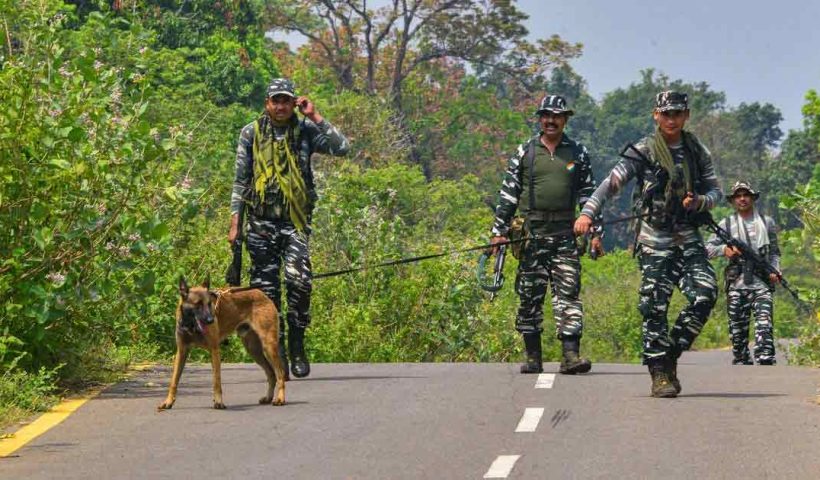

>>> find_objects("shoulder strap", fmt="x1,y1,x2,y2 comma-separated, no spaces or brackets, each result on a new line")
527,139,536,213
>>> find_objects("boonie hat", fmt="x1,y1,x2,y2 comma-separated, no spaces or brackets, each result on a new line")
726,180,760,201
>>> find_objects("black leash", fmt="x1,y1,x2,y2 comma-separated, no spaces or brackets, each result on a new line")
313,213,648,280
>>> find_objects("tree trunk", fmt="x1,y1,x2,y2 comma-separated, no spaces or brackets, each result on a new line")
390,87,431,181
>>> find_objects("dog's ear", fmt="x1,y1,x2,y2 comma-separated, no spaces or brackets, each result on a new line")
203,274,211,291
179,276,189,299
209,291,219,304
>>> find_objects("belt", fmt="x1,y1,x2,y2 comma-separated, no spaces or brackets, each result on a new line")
525,210,575,222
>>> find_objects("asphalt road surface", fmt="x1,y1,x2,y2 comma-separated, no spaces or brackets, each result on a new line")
2,350,819,479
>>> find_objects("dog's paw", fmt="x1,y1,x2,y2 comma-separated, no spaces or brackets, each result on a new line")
258,396,273,405
213,401,226,410
157,401,174,411
272,398,285,406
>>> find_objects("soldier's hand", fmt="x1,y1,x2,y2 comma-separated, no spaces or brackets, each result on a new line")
228,214,240,244
682,192,703,211
296,96,323,123
574,214,593,236
723,245,741,259
769,272,781,284
590,237,605,258
489,236,507,256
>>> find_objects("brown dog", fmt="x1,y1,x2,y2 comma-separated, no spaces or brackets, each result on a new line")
157,277,286,410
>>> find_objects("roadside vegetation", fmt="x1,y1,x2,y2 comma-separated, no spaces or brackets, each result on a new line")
2,0,818,427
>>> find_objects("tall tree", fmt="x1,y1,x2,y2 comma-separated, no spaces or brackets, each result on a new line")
265,0,581,178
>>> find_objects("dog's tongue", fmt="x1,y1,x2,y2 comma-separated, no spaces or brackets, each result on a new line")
197,318,208,334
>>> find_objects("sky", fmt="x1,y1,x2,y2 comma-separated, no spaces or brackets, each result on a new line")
273,0,820,135
518,0,820,134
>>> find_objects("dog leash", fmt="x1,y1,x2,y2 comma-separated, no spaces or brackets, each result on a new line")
312,213,648,280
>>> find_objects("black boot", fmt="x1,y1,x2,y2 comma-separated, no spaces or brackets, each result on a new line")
278,334,290,381
520,332,543,374
559,336,592,375
648,360,677,398
289,326,310,378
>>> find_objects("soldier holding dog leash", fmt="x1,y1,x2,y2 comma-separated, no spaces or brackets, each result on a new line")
489,95,604,376
228,78,349,379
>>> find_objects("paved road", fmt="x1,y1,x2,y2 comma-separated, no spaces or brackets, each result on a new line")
2,350,819,479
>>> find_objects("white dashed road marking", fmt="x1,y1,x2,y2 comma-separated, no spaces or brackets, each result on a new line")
483,455,521,479
535,373,555,389
515,407,545,433
483,372,557,477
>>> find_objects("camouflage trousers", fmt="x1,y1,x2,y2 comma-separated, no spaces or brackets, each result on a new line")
637,242,717,364
727,288,775,364
246,217,312,330
515,234,583,339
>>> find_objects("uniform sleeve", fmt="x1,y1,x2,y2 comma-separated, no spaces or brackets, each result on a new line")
580,156,640,219
576,145,604,237
705,217,729,259
695,142,722,211
307,119,350,156
231,124,254,215
490,143,526,236
766,216,781,272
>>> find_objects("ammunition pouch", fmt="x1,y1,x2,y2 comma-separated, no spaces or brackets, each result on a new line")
724,260,775,291
642,195,711,230
724,263,742,290
509,217,527,260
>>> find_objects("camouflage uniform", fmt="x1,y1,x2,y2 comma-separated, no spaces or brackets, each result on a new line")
231,83,349,331
581,119,721,366
492,134,601,339
706,184,780,365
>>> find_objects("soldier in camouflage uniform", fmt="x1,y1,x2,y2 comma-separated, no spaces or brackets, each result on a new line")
229,78,349,379
575,91,722,398
490,95,604,375
706,181,781,366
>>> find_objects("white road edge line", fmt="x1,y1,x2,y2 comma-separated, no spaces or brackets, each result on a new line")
535,373,555,389
484,455,521,479
515,407,545,433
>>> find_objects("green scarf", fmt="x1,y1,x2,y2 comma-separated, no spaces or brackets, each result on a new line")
649,125,694,201
252,115,308,231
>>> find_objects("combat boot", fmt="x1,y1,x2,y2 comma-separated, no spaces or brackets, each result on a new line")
278,334,290,381
289,326,310,378
667,347,681,394
559,336,592,375
520,332,543,374
648,361,677,398
732,355,753,365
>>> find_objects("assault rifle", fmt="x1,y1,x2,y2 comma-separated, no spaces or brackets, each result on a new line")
225,206,245,286
704,216,801,301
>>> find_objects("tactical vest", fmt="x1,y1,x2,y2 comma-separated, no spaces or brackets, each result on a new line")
632,132,708,230
518,136,582,233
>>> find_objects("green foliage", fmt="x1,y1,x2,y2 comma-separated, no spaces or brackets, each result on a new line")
2,1,818,428
777,91,820,365
0,0,263,380
0,365,60,426
0,333,60,425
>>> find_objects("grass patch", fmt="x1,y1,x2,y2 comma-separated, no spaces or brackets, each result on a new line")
0,366,60,432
